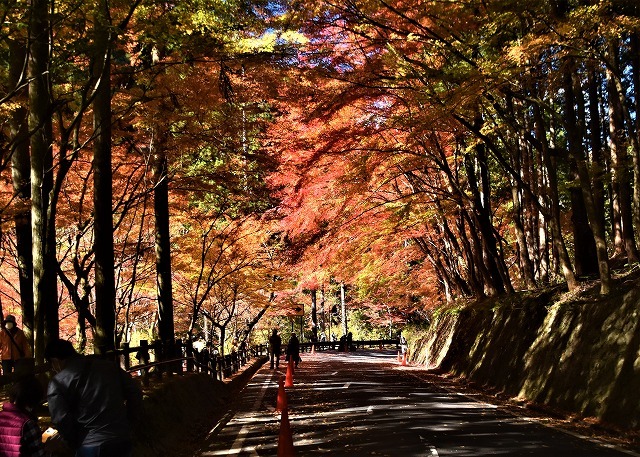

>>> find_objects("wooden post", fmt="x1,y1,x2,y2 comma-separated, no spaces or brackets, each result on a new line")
153,339,163,379
120,342,130,370
136,340,150,387
185,339,194,373
175,339,183,374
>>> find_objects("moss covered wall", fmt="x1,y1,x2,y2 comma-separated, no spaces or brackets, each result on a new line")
412,286,640,429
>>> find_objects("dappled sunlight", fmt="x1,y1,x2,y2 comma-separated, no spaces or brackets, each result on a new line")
194,350,629,456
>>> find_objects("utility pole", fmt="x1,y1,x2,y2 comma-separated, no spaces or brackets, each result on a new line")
341,283,347,336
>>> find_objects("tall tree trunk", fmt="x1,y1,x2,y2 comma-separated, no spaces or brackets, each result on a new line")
533,122,550,284
632,33,640,235
464,148,511,295
454,213,483,297
533,99,578,291
506,94,537,289
607,41,639,263
512,181,537,288
29,0,58,361
566,64,611,292
92,0,116,354
586,63,607,237
153,135,174,346
562,64,599,278
8,39,35,347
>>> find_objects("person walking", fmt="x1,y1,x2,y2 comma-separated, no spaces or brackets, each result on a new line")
0,375,49,457
0,315,32,375
286,333,300,368
399,332,408,356
268,329,282,369
45,339,143,457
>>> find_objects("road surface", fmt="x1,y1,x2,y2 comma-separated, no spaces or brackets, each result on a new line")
194,349,638,456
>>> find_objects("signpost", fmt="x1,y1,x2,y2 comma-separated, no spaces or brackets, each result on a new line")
285,303,304,341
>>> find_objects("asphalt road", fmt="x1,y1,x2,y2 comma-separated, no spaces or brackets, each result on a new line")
194,350,638,457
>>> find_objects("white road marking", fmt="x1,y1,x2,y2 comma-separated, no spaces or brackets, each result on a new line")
228,375,272,456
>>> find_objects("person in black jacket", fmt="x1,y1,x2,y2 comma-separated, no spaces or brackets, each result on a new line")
45,339,143,457
268,329,282,369
286,333,300,368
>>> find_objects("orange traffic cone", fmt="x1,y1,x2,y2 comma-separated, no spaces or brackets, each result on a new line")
284,359,294,387
401,352,407,366
277,408,295,456
311,344,315,354
276,377,288,412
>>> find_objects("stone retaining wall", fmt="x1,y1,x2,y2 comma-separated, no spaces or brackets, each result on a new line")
412,286,640,429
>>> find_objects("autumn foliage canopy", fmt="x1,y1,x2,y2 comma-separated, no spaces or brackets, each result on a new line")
1,0,640,357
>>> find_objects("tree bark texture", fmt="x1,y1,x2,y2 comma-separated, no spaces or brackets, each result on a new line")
92,0,116,353
29,0,58,361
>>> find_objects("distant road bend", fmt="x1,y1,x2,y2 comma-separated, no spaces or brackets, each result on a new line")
195,349,639,457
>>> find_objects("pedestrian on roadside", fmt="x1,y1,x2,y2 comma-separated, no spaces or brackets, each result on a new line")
339,334,346,352
346,332,353,351
45,339,143,457
0,374,49,457
268,329,282,369
399,332,408,355
0,315,32,375
286,333,300,368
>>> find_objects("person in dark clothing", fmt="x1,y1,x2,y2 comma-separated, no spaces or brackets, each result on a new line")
45,339,143,457
339,334,346,352
268,330,282,369
286,333,300,368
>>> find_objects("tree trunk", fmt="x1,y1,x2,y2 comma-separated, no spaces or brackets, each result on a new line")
606,41,639,263
564,64,611,292
153,135,174,346
512,181,537,288
29,0,58,361
562,65,599,277
92,0,116,354
454,213,483,297
529,89,578,291
586,63,607,238
464,148,511,295
8,39,35,346
505,94,537,289
632,33,640,235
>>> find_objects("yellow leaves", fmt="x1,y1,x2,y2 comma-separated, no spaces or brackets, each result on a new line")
406,33,419,42
236,32,278,53
0,102,21,119
281,30,308,46
231,30,308,54
505,40,528,66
